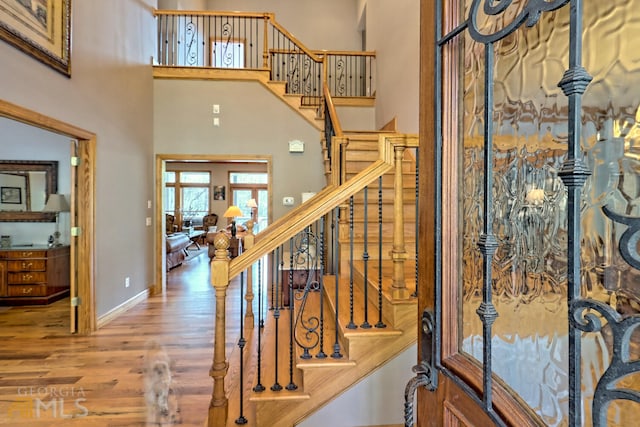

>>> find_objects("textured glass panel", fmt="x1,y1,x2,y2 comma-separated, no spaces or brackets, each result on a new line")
457,1,640,425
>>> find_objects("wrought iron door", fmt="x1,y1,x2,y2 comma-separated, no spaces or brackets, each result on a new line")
410,0,640,425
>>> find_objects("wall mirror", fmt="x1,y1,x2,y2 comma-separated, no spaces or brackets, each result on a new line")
0,160,58,222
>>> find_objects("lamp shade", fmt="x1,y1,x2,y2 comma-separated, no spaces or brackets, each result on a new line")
43,194,70,212
223,205,242,218
246,198,258,208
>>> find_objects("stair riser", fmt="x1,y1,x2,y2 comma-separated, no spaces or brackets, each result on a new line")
346,160,415,174
346,173,418,188
346,205,417,222
349,188,417,203
351,268,417,330
342,221,417,239
338,244,417,262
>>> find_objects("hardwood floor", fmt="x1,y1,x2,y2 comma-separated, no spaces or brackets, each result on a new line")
0,247,242,426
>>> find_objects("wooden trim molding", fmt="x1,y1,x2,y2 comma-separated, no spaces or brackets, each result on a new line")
97,288,150,328
0,98,97,334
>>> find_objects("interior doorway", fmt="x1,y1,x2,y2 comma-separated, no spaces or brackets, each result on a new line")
155,154,271,295
0,99,97,334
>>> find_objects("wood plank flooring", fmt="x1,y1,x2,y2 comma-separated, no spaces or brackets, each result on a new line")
0,248,242,426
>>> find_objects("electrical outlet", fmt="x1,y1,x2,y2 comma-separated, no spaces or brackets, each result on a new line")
125,277,130,288
213,117,220,126
146,217,152,226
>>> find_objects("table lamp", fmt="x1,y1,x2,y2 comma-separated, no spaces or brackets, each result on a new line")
246,198,257,221
223,205,243,237
43,194,70,246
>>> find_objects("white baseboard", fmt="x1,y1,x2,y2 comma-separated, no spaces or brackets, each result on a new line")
97,288,150,329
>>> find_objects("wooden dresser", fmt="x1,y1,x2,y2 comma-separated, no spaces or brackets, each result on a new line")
0,245,70,305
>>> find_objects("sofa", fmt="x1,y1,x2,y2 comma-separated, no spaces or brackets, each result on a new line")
166,233,192,271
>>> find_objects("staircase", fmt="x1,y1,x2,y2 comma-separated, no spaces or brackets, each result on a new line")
230,131,418,426
152,9,418,427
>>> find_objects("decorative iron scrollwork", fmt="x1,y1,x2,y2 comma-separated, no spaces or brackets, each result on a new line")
603,205,640,271
467,0,570,43
185,21,198,66
292,228,322,359
571,298,640,427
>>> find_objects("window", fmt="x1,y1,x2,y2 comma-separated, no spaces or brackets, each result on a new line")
229,172,268,231
165,170,211,229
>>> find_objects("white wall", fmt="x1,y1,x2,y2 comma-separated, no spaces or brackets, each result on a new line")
336,105,376,131
0,0,157,316
364,0,420,133
0,118,70,245
297,344,416,427
202,0,362,51
154,79,326,219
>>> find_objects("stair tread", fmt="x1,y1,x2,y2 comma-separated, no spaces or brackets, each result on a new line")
249,390,311,403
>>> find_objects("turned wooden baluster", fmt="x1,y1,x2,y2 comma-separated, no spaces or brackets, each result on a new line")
208,232,231,427
391,144,410,299
262,14,270,68
244,220,256,324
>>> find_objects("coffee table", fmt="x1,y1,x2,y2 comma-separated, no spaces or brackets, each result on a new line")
186,230,205,250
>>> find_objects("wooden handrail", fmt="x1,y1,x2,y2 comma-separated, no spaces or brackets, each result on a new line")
313,49,377,57
153,9,267,18
267,15,324,63
323,85,343,137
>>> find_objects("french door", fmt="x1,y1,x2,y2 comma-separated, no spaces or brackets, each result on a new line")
415,0,640,425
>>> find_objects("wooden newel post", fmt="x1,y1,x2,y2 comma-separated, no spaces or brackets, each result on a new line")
391,144,410,300
208,232,231,427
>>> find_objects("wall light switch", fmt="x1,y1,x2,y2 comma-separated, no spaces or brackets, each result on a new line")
283,196,295,206
146,217,152,226
213,104,220,114
147,200,152,209
213,117,220,127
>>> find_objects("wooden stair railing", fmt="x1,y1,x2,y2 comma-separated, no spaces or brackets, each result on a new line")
207,132,417,427
153,10,376,113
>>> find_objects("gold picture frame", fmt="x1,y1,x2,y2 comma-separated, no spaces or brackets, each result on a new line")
0,0,71,76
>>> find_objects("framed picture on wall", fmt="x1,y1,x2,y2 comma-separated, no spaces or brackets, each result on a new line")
214,185,225,201
0,0,72,76
1,186,22,204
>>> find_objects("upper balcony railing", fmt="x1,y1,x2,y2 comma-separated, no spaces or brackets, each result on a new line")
154,10,376,105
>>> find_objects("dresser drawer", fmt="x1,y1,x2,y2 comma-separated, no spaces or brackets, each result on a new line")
4,250,47,259
8,272,47,284
7,260,46,272
8,284,47,297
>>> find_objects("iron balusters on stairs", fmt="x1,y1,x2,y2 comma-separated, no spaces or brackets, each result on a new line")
327,212,343,359
235,271,247,424
154,10,376,113
347,196,357,330
362,185,371,329
376,176,387,329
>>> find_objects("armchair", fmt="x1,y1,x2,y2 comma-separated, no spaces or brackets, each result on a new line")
203,213,218,231
166,213,178,234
